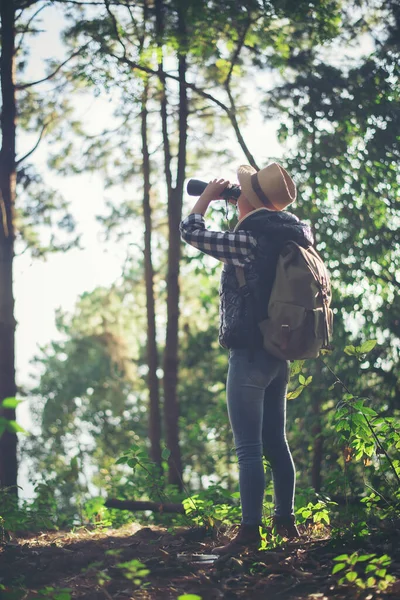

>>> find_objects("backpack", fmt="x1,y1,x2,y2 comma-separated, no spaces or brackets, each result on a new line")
235,241,333,360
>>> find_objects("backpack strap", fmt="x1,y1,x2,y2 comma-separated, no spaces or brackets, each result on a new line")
303,249,332,350
235,266,255,362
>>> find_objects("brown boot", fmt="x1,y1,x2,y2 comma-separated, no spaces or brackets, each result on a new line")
272,515,300,539
213,524,261,556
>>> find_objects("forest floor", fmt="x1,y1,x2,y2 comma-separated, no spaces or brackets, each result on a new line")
1,520,400,600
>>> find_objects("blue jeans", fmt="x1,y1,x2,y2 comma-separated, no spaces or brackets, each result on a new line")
227,348,295,525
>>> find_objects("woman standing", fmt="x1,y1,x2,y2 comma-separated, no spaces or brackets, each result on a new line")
180,163,313,555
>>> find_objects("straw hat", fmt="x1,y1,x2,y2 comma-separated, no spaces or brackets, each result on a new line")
237,162,297,211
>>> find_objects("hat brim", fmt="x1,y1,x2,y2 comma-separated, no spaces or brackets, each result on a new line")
237,165,277,210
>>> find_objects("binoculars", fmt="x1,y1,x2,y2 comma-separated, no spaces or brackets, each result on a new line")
186,179,241,203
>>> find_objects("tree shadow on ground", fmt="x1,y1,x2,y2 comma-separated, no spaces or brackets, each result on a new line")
0,522,399,599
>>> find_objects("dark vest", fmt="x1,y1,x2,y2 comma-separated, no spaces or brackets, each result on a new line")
219,208,314,349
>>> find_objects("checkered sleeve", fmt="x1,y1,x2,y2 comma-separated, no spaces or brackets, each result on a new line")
179,213,257,266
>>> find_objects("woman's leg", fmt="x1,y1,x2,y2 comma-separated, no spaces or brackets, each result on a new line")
262,361,296,517
226,349,279,525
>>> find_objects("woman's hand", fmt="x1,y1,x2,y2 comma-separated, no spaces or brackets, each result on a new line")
188,178,231,216
200,178,230,202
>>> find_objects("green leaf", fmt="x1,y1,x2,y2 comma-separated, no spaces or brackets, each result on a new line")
177,595,203,600
286,386,305,400
332,563,346,574
299,374,306,385
346,571,358,582
161,447,171,460
365,563,376,573
290,360,304,377
344,345,356,356
377,555,391,566
360,407,378,417
335,421,350,432
358,340,377,354
376,569,387,577
6,420,26,434
1,397,23,409
333,554,349,561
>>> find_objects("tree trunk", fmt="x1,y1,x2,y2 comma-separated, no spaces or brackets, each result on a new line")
154,0,186,489
0,0,18,494
141,81,162,469
163,182,184,488
162,5,188,489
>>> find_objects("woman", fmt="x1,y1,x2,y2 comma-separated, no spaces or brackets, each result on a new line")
180,163,313,555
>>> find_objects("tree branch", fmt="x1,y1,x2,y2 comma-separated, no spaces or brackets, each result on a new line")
223,18,259,170
104,0,127,60
16,42,90,89
83,114,133,140
105,498,185,514
112,49,259,169
225,20,250,89
77,6,258,169
15,2,51,53
16,122,50,165
15,0,43,14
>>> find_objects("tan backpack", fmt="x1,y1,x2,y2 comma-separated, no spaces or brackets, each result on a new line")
236,241,333,360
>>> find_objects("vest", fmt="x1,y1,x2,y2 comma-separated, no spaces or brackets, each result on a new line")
219,208,314,349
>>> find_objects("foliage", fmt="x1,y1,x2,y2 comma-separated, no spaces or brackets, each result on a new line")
0,584,72,600
0,398,26,437
32,588,72,600
0,481,61,533
330,340,400,511
295,498,336,526
116,559,150,586
182,488,241,528
81,561,112,588
81,497,113,530
332,552,396,591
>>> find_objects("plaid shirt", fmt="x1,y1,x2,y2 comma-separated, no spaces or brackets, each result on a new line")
179,213,257,266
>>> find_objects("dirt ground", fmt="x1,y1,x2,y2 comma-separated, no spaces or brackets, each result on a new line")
1,521,400,599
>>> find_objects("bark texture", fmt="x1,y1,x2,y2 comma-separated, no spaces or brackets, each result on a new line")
155,0,187,489
0,0,18,494
141,81,162,469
